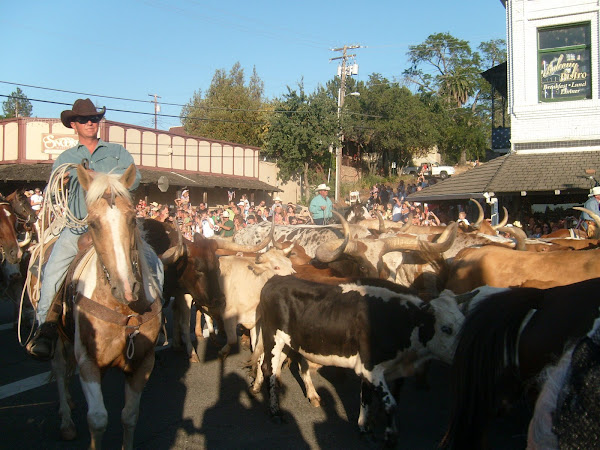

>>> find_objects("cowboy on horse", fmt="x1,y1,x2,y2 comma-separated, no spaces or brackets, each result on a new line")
26,98,164,361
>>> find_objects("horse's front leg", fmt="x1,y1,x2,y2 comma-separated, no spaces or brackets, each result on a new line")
122,351,155,450
78,357,107,450
52,339,76,440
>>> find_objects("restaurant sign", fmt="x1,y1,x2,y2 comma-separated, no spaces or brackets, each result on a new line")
42,133,78,154
540,49,591,101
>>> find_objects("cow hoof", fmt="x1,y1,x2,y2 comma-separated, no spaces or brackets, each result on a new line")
308,396,321,408
60,425,77,441
218,345,231,360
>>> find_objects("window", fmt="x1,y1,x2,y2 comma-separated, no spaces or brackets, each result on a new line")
538,23,592,102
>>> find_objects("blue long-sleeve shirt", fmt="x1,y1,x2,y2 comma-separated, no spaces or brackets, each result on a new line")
52,139,141,220
309,194,333,220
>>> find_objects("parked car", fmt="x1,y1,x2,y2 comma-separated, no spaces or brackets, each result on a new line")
401,162,455,180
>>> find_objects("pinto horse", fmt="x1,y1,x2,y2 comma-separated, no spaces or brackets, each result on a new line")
440,279,600,449
51,164,162,449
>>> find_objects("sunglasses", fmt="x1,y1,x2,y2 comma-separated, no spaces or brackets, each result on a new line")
74,116,102,124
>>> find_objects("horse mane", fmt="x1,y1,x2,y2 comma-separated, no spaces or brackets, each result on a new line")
440,287,544,449
85,172,132,206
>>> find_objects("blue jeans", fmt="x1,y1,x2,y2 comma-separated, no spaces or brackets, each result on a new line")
37,228,164,323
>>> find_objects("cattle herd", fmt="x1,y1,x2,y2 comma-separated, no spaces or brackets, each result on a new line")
5,194,600,448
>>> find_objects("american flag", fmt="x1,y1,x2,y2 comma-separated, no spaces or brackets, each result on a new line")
492,128,511,149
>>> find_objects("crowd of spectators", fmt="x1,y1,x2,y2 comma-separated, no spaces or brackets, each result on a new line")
134,190,313,240
366,181,443,226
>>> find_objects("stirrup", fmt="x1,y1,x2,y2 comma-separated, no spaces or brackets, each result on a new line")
26,323,58,361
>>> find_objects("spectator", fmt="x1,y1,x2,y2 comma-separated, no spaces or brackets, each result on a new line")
174,188,190,208
156,204,170,222
30,187,44,214
219,211,234,237
273,204,287,225
200,211,215,237
270,196,283,216
233,213,246,232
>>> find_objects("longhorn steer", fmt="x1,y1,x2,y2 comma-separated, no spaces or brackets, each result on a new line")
251,275,464,444
233,222,371,258
446,245,600,294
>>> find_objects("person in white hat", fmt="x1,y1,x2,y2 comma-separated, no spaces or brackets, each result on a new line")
309,183,333,225
583,186,600,237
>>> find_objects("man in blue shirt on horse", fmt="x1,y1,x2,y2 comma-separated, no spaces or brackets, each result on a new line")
27,98,162,360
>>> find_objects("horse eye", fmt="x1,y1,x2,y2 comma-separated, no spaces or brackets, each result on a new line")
441,325,453,335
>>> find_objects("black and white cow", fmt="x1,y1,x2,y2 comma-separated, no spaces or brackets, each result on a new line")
250,276,464,444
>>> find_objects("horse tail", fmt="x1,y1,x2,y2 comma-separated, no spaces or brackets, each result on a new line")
440,287,543,449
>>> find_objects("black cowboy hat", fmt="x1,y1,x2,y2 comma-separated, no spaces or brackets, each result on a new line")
60,98,106,128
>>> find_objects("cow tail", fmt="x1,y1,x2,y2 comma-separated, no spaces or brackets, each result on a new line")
440,288,542,449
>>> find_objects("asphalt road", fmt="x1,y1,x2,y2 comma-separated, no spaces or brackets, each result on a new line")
0,300,529,449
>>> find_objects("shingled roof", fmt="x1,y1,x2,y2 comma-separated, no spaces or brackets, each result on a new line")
0,164,279,191
408,150,600,201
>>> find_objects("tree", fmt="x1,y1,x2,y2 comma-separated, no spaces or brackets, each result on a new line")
262,83,337,201
404,33,503,164
343,74,441,175
3,88,33,118
181,63,266,147
404,33,481,109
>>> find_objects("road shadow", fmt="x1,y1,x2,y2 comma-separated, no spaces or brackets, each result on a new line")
199,359,309,449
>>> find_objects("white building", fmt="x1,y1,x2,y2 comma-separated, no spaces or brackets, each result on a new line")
505,0,599,153
410,0,600,219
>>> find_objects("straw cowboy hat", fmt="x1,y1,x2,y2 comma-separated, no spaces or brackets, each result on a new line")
316,183,330,191
60,98,106,128
589,186,600,197
273,196,282,202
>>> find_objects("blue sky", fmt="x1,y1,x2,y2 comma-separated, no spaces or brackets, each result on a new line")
1,0,507,130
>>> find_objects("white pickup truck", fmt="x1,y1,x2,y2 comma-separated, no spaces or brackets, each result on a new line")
401,162,455,180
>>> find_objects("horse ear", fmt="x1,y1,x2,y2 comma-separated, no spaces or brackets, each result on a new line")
119,164,137,190
77,164,92,192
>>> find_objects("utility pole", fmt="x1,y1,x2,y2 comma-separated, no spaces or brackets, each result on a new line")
148,94,161,129
330,45,361,203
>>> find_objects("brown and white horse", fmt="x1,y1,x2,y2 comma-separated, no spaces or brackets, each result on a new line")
52,164,162,449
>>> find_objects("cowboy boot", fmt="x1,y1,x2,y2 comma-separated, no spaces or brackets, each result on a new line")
26,322,58,361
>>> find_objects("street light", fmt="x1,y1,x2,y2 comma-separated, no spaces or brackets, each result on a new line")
335,91,360,204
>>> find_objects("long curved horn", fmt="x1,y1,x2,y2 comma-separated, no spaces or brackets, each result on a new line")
314,211,351,263
159,226,185,264
574,206,600,239
470,198,484,229
214,219,275,253
492,207,509,230
375,210,386,233
400,212,413,232
383,221,458,254
497,226,527,251
18,231,31,248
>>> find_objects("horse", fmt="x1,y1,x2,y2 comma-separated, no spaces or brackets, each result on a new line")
49,164,162,449
440,279,600,449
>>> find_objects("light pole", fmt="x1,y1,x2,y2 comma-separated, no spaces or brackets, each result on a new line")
335,90,359,203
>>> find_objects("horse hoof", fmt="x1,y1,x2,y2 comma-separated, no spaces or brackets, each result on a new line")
309,396,321,408
61,425,77,441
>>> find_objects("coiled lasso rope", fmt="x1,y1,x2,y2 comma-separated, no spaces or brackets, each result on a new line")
18,163,88,345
